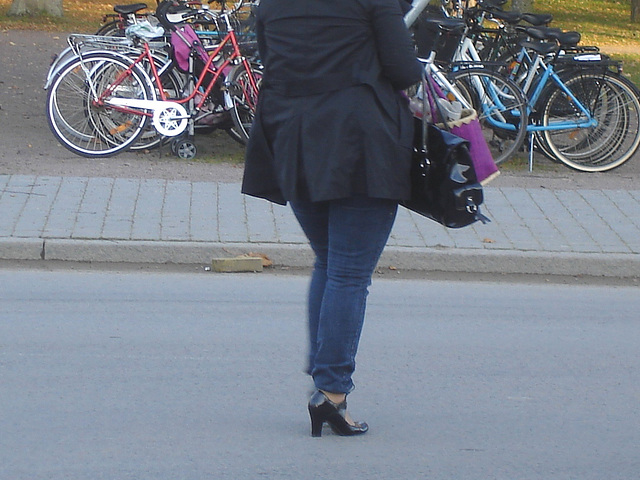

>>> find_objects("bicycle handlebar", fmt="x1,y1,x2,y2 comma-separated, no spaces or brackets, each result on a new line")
404,0,430,27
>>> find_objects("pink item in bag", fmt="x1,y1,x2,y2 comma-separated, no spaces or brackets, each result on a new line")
171,24,210,72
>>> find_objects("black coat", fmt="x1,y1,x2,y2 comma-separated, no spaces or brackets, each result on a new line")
241,0,422,205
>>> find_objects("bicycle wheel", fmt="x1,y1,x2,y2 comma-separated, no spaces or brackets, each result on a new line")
47,52,152,158
446,68,528,164
228,62,262,144
541,70,640,172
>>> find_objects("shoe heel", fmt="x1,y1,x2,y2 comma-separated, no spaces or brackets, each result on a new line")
308,390,327,437
308,390,369,437
310,413,324,437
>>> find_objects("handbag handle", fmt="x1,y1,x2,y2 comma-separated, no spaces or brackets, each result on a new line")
418,69,452,157
420,71,429,151
421,69,451,158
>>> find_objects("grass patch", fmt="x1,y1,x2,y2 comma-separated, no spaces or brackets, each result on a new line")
157,150,245,164
196,150,246,164
0,0,151,32
497,150,566,173
174,129,247,164
531,0,640,47
511,0,640,90
3,0,639,44
3,0,640,81
606,53,640,86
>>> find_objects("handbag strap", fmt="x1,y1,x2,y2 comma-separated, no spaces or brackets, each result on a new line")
418,69,446,154
420,71,428,151
418,69,451,158
424,72,452,132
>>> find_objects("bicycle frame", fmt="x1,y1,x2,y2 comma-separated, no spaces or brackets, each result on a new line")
513,50,599,133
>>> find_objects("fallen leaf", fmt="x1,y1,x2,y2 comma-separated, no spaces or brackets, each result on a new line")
243,252,273,267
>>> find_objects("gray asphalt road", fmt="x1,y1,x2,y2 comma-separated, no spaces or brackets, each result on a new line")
2,269,639,479
1,29,640,189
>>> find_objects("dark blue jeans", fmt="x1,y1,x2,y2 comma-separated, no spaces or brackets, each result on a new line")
290,197,398,394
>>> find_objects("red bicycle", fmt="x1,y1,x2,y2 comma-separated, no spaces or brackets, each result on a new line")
46,0,261,159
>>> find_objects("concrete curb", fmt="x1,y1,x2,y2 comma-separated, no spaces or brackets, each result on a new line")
0,238,44,260
2,237,639,278
381,247,640,277
40,239,316,266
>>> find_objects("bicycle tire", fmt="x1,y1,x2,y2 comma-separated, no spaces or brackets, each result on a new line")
46,52,152,158
541,70,640,172
446,68,529,164
224,124,250,145
228,62,262,145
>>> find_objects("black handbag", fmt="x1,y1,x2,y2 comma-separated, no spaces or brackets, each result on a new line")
401,74,489,229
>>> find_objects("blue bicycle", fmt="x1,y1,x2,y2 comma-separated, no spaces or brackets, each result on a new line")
503,29,640,172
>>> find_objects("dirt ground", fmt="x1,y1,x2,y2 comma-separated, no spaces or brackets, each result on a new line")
1,29,640,189
0,29,246,182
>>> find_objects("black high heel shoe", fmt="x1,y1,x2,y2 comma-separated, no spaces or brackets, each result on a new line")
308,390,369,437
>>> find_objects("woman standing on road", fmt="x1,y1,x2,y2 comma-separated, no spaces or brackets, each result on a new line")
242,0,422,437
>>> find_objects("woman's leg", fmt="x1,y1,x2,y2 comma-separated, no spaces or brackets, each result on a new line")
290,200,329,376
291,197,398,394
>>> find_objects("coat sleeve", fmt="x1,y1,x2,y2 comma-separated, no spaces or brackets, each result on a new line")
397,0,413,15
368,0,423,90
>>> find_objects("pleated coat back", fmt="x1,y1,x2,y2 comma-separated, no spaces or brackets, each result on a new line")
241,0,423,205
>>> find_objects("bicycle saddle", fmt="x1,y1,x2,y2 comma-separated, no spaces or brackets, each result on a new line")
522,26,581,47
422,17,466,34
486,9,522,25
520,12,553,26
520,26,562,41
113,3,148,15
548,31,581,47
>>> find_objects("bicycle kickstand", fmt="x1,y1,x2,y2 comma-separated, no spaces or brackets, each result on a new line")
528,132,535,172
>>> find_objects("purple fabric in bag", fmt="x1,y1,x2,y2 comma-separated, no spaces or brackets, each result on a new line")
451,113,499,185
426,75,499,185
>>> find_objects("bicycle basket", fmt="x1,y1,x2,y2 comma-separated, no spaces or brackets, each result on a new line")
412,16,463,62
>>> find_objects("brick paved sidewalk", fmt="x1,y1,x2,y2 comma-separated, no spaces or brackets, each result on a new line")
1,174,640,277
